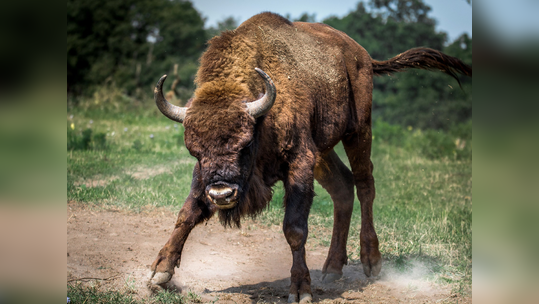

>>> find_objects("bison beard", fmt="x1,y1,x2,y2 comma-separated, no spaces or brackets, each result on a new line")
149,12,471,303
216,168,273,228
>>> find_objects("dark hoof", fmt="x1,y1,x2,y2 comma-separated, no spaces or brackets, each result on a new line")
362,259,382,277
288,293,297,303
321,272,342,283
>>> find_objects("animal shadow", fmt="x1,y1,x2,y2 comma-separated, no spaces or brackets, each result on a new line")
207,267,377,303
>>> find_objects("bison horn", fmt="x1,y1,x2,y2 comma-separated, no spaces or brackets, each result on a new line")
154,75,188,123
246,68,277,118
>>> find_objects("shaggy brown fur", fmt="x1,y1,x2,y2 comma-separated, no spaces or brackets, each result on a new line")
151,12,472,301
184,79,274,227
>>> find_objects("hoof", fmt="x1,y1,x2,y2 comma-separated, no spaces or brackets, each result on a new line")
150,271,172,285
288,293,298,303
321,272,342,283
362,259,382,277
362,263,371,277
147,280,164,293
372,260,382,276
299,293,312,303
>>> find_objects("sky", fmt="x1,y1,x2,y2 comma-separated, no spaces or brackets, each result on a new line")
190,0,472,43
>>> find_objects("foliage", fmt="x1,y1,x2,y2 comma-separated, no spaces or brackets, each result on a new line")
294,12,317,23
323,0,472,131
68,127,108,151
67,0,205,96
369,0,436,24
205,16,239,39
373,34,472,130
324,0,445,63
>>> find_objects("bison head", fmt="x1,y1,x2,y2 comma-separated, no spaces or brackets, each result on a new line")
154,68,276,211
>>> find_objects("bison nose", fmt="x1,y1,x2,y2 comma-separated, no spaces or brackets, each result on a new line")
205,183,239,209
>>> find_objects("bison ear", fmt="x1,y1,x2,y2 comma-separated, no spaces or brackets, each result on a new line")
154,75,188,123
245,68,277,118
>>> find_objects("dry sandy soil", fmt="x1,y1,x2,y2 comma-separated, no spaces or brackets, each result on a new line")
67,202,470,303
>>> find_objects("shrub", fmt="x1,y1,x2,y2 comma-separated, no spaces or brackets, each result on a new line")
68,127,108,151
373,119,406,146
132,139,143,151
408,129,456,159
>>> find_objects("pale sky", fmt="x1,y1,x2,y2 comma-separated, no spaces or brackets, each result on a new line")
191,0,472,43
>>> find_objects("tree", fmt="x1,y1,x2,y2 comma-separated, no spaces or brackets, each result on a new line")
68,0,152,94
206,16,239,39
67,0,206,96
137,0,206,95
295,13,316,23
323,0,471,130
369,0,435,24
379,33,472,130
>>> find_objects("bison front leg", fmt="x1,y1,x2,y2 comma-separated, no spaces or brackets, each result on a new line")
149,196,214,286
283,153,315,303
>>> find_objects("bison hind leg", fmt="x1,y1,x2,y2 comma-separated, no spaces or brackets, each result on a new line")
342,130,382,278
314,149,355,282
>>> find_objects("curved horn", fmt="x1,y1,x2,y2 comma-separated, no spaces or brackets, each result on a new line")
154,75,188,123
246,68,277,118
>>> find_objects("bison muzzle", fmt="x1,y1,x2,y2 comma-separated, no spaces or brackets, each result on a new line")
148,12,471,303
205,181,239,209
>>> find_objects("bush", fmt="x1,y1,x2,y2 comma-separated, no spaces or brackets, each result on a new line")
68,127,108,151
408,129,457,159
132,139,143,152
373,119,406,146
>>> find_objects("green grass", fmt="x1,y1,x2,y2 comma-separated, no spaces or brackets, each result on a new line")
67,283,193,304
67,91,472,297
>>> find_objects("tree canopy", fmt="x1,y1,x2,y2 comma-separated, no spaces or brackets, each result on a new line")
67,0,205,96
324,0,472,130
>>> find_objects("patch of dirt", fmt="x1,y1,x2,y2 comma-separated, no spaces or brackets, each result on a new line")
67,202,470,303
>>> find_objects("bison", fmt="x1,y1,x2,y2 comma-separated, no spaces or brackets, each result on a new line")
149,12,471,303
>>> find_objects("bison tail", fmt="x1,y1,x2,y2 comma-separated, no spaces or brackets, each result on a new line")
372,47,472,86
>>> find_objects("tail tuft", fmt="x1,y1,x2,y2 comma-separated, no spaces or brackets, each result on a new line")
372,47,472,86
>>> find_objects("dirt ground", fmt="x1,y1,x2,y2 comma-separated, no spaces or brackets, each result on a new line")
67,202,470,303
